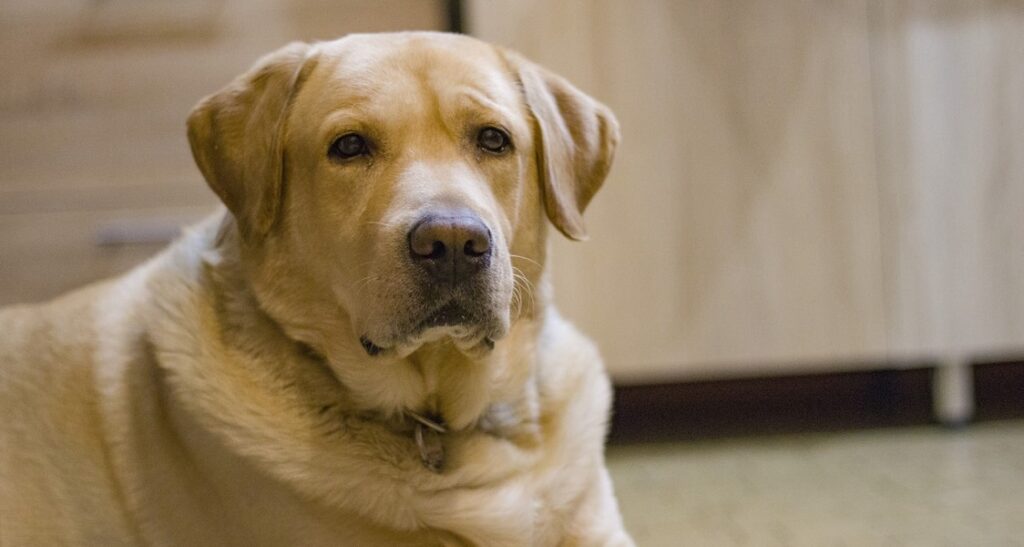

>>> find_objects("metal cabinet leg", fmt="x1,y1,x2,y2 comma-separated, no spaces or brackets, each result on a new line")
932,358,974,427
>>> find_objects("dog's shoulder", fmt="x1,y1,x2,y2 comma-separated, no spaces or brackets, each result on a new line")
536,309,611,409
0,214,226,545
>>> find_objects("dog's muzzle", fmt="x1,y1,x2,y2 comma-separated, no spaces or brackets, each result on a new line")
358,209,502,357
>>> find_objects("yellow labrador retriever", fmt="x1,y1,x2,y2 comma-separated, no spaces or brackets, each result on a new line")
0,32,631,546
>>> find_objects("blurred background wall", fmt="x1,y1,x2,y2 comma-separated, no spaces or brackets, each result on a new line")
0,0,447,303
467,1,1024,424
1,0,1022,422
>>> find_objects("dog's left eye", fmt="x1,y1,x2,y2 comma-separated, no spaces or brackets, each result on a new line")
329,133,369,160
477,127,511,154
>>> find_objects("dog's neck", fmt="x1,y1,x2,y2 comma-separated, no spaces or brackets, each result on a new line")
202,216,545,452
140,214,556,529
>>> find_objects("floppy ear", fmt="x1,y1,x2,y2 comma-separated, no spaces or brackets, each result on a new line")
510,53,620,241
187,42,317,242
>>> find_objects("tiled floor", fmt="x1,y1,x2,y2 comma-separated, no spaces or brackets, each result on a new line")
608,420,1024,546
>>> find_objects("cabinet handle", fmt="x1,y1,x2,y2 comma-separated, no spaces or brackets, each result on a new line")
94,216,188,247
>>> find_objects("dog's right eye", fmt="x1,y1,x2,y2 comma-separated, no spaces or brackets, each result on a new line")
329,133,368,160
477,126,511,154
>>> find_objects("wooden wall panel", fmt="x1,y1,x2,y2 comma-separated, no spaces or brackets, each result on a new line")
0,208,211,305
0,0,445,305
871,0,1024,360
469,0,889,381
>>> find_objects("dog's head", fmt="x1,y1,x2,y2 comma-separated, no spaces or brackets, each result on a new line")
187,32,618,359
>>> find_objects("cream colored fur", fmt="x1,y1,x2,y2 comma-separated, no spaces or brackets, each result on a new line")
0,32,631,546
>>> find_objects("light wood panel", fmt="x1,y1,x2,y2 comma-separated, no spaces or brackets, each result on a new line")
871,0,1024,360
0,0,445,305
0,0,445,207
469,0,889,381
0,207,212,305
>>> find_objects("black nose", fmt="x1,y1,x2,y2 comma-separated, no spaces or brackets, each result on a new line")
408,212,492,285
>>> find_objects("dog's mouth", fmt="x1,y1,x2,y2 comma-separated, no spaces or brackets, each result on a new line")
417,301,480,330
359,299,501,359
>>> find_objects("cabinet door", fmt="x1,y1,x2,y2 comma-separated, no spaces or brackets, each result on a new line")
469,0,888,381
872,0,1024,360
0,0,446,305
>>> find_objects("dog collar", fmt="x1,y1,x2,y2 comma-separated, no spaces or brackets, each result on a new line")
405,409,447,473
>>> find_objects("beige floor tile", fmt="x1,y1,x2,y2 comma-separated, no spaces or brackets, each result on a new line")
608,421,1024,546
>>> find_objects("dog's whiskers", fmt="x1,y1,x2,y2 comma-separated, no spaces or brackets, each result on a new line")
511,266,537,317
350,274,378,292
510,284,524,317
509,253,543,271
362,219,405,229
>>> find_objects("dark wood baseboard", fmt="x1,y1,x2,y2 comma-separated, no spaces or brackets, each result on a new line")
608,360,1024,444
974,360,1024,421
446,0,463,33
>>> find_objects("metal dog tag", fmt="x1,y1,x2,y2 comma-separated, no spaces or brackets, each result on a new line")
414,423,445,473
407,410,446,473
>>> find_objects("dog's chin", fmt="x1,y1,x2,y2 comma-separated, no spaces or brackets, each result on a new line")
360,301,507,360
393,325,496,360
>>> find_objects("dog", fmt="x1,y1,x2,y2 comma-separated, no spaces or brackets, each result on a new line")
0,32,631,546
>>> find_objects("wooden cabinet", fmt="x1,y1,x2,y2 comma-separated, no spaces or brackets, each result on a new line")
467,0,1024,387
872,0,1024,361
0,0,446,305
